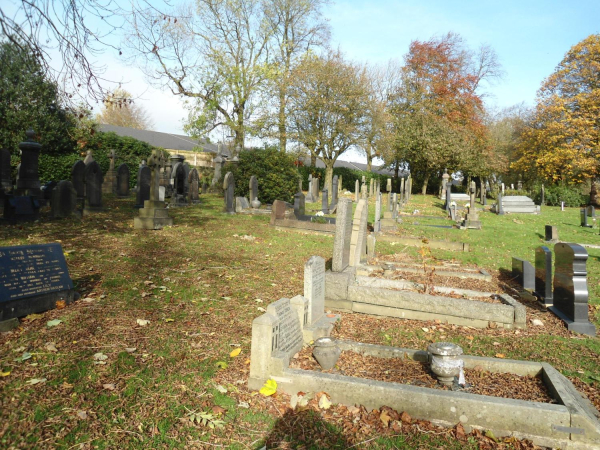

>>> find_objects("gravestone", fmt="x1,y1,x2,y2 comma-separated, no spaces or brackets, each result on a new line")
311,177,319,201
83,150,94,165
462,181,481,229
3,196,40,223
374,192,382,233
441,169,450,199
386,178,392,193
16,130,41,196
102,149,117,194
83,161,104,214
171,159,188,206
321,188,329,214
304,256,325,325
445,184,452,213
541,184,545,205
331,176,338,209
71,160,85,200
202,182,208,194
360,183,367,200
116,163,130,198
511,183,514,190
249,175,258,203
223,172,235,214
0,148,11,194
294,191,305,217
501,183,505,194
369,178,374,197
580,208,592,228
535,246,553,306
512,257,535,291
450,204,457,221
550,243,596,335
400,178,405,204
134,149,173,229
496,193,505,215
338,175,343,194
362,175,366,184
480,179,485,204
355,180,359,202
236,197,250,212
188,168,200,203
517,180,523,190
392,193,398,219
586,205,596,218
135,165,151,208
349,199,368,267
270,199,287,224
211,144,224,188
367,234,376,258
51,181,78,218
545,225,558,242
332,198,353,272
0,243,78,328
388,190,393,212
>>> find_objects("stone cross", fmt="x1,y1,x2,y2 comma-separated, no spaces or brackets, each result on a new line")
109,149,116,171
148,150,166,202
469,181,476,209
550,243,596,335
441,169,450,199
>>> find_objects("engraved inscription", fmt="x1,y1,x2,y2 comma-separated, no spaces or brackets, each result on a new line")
0,244,73,302
273,300,303,354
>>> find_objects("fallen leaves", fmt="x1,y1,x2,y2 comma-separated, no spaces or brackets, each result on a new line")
259,379,277,396
136,319,149,327
229,348,241,358
93,353,108,364
46,319,62,327
45,342,58,352
26,378,47,385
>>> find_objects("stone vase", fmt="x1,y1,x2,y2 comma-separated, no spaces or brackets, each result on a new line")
251,198,261,209
428,342,463,386
312,337,341,370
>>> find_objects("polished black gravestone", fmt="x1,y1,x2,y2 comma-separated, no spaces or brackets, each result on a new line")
51,180,78,218
512,257,535,291
549,243,596,336
535,246,553,306
135,165,151,208
545,225,558,242
580,208,592,228
83,161,104,214
0,243,78,327
116,163,130,198
71,160,85,202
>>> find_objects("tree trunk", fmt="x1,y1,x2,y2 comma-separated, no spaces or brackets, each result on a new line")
591,177,600,206
421,173,429,195
310,153,317,167
366,151,373,172
278,89,287,152
324,161,334,196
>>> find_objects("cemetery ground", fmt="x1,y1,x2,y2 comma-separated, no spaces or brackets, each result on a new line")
1,193,599,449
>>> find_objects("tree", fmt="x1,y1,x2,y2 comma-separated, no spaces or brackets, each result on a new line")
511,34,600,190
262,0,330,152
287,50,369,194
96,88,154,130
387,33,502,194
127,0,273,153
0,39,78,156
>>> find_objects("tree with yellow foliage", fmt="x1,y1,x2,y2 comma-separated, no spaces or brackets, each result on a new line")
512,34,600,187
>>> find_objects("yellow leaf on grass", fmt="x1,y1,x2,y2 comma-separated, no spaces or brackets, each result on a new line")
495,353,505,358
230,348,241,358
165,318,174,323
0,371,10,377
259,379,277,396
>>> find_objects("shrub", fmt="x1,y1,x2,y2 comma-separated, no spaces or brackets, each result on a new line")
297,165,388,192
225,148,300,204
534,185,586,207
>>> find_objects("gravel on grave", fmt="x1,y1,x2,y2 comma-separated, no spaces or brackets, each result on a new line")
290,347,556,404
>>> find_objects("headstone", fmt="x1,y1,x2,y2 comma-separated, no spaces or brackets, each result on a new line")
321,188,329,214
294,191,305,217
134,149,173,229
535,246,553,306
188,168,200,203
355,180,359,202
159,186,165,202
545,225,558,242
512,257,535,291
83,150,94,165
51,181,78,218
223,172,235,214
445,184,452,213
362,175,366,184
586,205,595,218
360,183,367,200
497,193,505,215
386,178,391,192
400,178,405,204
116,164,130,198
332,198,353,272
580,208,592,228
0,243,78,326
102,149,117,194
305,175,315,203
202,182,208,194
369,178,374,197
392,193,398,219
249,175,259,203
331,176,338,209
3,195,40,223
374,192,382,233
235,197,250,212
0,148,11,194
135,165,151,208
366,234,376,258
511,183,515,190
501,183,505,194
304,256,325,325
16,130,41,197
441,169,450,199
312,177,320,201
211,144,224,188
349,199,368,267
541,184,545,205
450,203,457,221
550,243,596,336
83,161,104,214
338,175,343,194
517,180,523,190
270,199,287,224
480,179,485,204
463,181,481,229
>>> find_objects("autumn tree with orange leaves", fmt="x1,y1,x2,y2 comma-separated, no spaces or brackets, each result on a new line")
387,32,502,194
512,34,600,194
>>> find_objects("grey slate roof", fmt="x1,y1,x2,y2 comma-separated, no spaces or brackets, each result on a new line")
300,156,397,177
98,124,230,156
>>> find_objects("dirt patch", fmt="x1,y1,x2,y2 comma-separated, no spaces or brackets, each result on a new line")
290,348,555,404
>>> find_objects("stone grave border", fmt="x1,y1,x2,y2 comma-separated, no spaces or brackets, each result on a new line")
269,199,336,235
376,234,470,252
358,261,492,282
262,340,600,450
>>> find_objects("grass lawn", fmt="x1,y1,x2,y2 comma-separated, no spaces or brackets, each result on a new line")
0,192,598,449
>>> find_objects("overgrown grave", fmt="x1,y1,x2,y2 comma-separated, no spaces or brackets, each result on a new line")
0,243,79,331
249,259,600,450
269,198,336,235
325,198,526,329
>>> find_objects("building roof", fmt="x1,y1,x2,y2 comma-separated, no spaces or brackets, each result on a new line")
300,156,398,177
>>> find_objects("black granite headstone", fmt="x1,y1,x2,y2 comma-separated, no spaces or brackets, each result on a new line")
116,163,130,198
51,180,78,218
135,165,151,208
512,257,535,291
535,246,553,306
580,208,592,227
71,160,85,199
550,243,596,336
84,161,103,210
545,225,558,242
0,243,78,322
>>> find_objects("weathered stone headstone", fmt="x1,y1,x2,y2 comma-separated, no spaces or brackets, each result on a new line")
386,178,391,193
321,188,329,214
580,208,592,228
545,225,558,242
517,180,523,191
249,175,258,203
0,243,78,327
134,149,173,229
102,149,117,194
332,198,353,272
0,148,11,194
392,193,398,219
235,197,250,212
445,184,452,213
535,246,553,306
305,175,315,203
362,175,366,184
294,191,305,217
480,179,485,204
374,192,382,233
311,177,320,201
550,243,596,335
304,256,325,325
355,180,359,202
188,168,200,203
366,234,376,258
501,183,505,194
331,176,338,209
116,163,130,198
338,175,343,194
270,199,287,224
170,156,188,205
512,257,535,291
349,199,368,267
135,165,151,208
71,160,85,200
369,178,374,197
586,205,595,218
211,144,224,188
223,172,235,214
463,181,482,229
51,181,78,218
441,169,450,199
360,182,367,200
83,161,104,214
83,150,94,165
400,177,406,204
511,183,515,190
497,193,505,215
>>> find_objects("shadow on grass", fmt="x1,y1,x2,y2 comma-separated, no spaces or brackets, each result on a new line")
261,409,350,449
